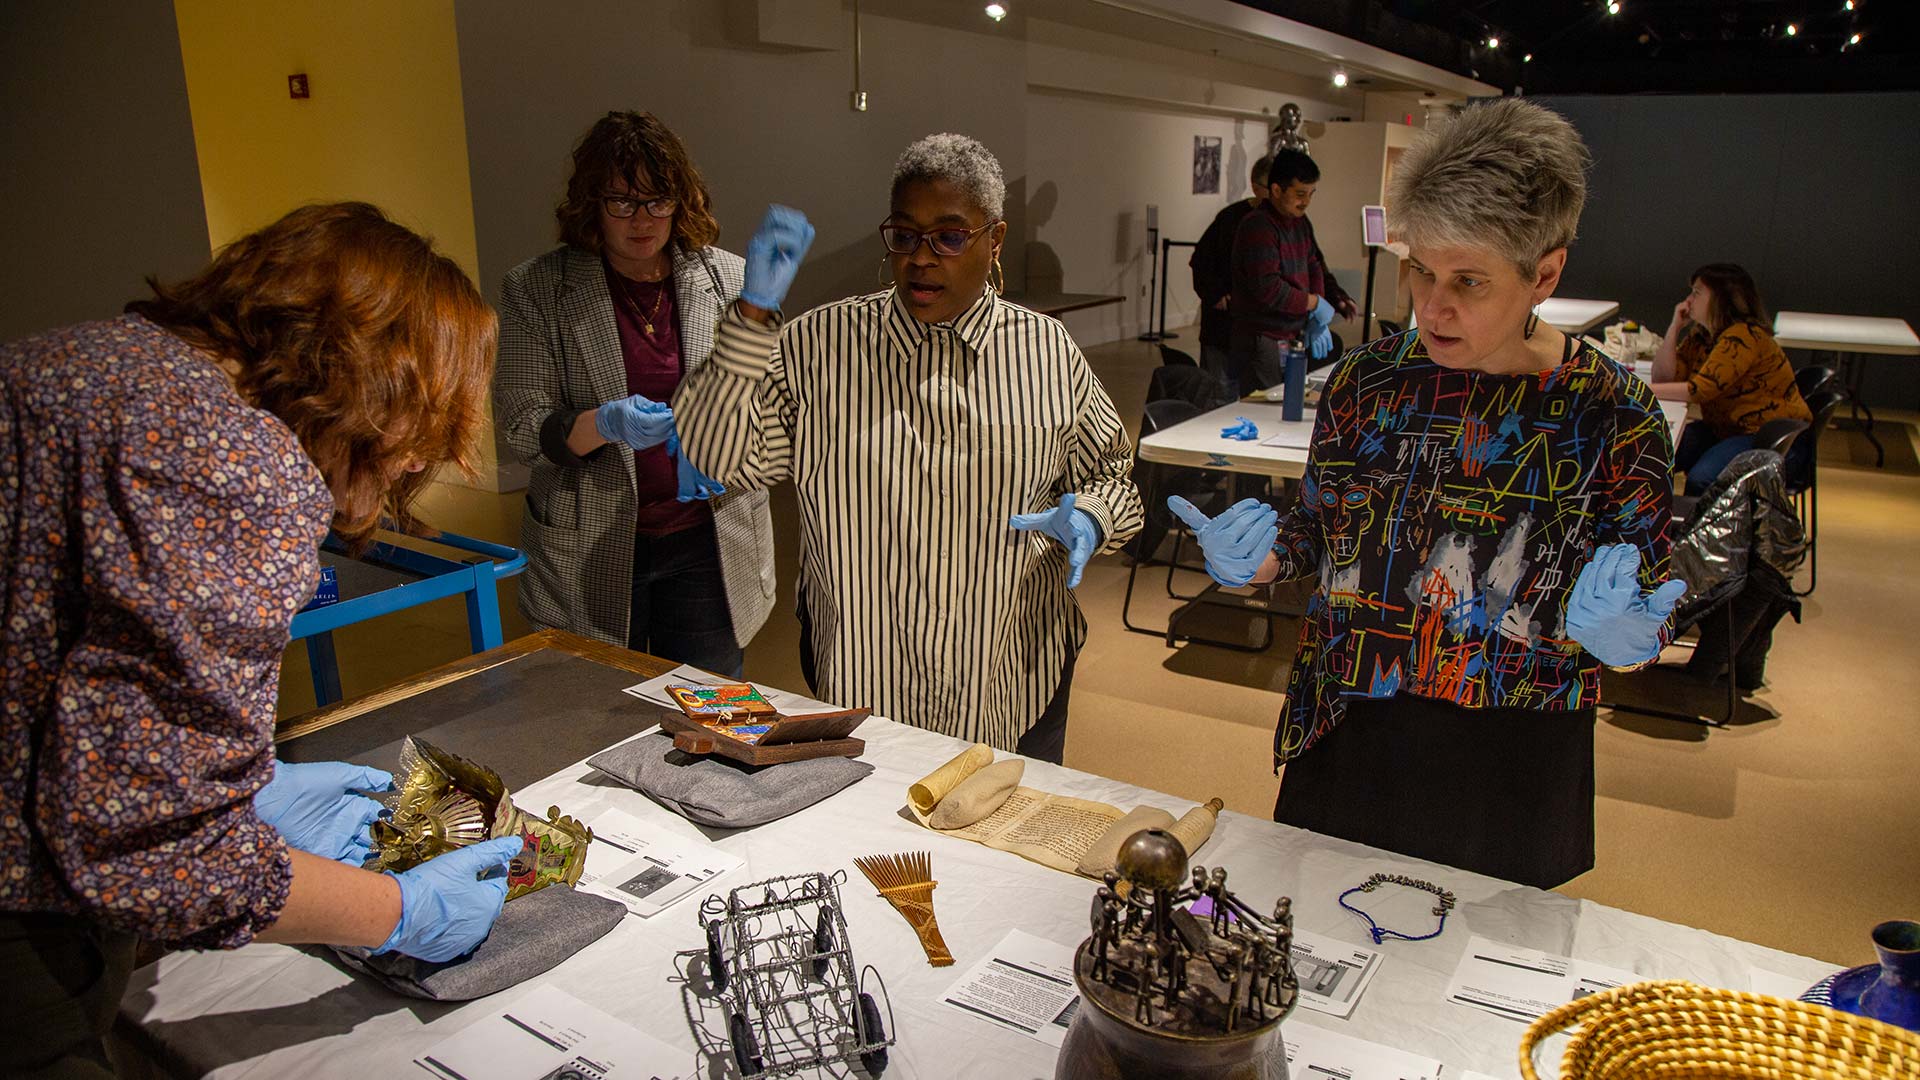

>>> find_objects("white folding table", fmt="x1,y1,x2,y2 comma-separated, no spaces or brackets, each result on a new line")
1537,297,1621,335
1773,311,1920,467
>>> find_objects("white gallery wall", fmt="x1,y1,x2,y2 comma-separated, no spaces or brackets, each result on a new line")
454,0,1360,350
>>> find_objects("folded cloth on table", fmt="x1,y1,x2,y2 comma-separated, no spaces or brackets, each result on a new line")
587,732,873,829
327,884,624,1000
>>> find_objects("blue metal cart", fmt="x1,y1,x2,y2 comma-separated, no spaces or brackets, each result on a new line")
288,531,527,706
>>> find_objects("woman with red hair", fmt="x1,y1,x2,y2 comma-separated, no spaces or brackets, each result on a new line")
1,202,522,1076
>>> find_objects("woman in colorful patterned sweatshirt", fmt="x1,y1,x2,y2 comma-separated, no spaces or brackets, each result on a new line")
2,204,525,1076
1650,262,1811,494
1171,100,1685,889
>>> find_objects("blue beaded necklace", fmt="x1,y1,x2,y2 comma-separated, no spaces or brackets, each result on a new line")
1337,873,1457,944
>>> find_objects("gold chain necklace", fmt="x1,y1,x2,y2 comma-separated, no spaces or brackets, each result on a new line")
613,275,669,337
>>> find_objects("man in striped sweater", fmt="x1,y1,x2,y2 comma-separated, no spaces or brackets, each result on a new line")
1228,148,1356,396
675,134,1144,762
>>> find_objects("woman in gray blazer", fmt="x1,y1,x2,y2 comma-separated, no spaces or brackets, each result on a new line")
495,111,775,675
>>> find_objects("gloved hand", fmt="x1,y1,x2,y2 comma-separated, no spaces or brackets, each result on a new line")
1220,417,1259,441
595,394,675,452
376,835,524,963
1009,492,1102,588
1565,543,1689,667
742,204,816,311
1308,325,1334,360
253,760,391,867
666,434,725,502
1307,295,1336,329
1166,496,1279,588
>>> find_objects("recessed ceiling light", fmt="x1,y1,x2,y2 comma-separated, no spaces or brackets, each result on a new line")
1487,36,1500,49
1845,0,1854,9
1850,32,1862,44
1786,22,1798,35
1523,53,1534,62
984,3,1007,20
1606,1,1620,13
1332,70,1349,88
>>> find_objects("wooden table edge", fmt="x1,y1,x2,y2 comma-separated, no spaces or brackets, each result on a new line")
275,629,674,744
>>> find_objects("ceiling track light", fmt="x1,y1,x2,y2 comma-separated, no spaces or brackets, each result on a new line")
1523,53,1533,62
984,3,1007,21
1606,1,1620,14
1332,69,1349,88
1486,35,1500,49
1786,22,1798,36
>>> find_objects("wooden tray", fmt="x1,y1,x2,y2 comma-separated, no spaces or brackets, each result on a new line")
654,705,871,765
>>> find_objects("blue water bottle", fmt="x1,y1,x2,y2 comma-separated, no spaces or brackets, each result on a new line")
1282,340,1307,423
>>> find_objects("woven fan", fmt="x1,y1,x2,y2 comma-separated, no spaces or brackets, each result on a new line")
854,851,954,967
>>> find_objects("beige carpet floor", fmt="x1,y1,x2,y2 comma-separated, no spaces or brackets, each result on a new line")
279,330,1920,970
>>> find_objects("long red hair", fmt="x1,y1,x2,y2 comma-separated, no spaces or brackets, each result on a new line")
128,202,496,548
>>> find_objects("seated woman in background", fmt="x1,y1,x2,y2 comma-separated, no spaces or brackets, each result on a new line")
1651,263,1811,495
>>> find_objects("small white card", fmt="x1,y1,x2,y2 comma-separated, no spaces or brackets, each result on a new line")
577,808,743,918
1290,928,1386,1019
1445,936,1640,1024
414,984,693,1080
938,929,1081,1048
1258,427,1315,449
1283,1022,1444,1080
621,664,842,716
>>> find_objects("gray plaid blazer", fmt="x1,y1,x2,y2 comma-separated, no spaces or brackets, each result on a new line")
494,244,775,648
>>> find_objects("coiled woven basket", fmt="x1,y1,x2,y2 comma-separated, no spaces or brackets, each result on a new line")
1517,979,1920,1079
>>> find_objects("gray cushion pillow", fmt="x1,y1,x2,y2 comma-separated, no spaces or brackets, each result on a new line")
586,732,873,829
327,884,624,1000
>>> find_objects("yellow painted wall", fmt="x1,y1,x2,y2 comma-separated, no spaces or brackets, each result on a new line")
171,0,480,281
172,0,497,486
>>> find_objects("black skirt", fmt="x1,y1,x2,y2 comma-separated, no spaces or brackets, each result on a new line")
1273,694,1596,890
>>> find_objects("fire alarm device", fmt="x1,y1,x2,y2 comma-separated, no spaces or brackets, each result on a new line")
288,73,310,99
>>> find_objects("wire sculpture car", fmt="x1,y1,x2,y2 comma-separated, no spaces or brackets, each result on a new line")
699,871,893,1078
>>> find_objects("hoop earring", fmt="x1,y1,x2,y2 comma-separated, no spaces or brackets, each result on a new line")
1524,308,1540,340
988,255,1006,296
878,256,896,289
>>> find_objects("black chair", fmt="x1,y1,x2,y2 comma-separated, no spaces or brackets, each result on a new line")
1121,400,1278,652
1786,388,1845,596
1794,364,1838,400
1374,319,1403,338
1158,344,1198,366
1752,417,1808,458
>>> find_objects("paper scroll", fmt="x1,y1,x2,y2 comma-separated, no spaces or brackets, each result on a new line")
909,743,1222,879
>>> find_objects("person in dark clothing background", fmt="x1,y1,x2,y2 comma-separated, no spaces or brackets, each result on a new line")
1229,149,1356,396
1189,154,1270,395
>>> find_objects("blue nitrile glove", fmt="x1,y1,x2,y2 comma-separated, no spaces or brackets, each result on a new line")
1009,492,1102,588
1307,296,1336,329
253,760,392,867
741,204,816,310
376,835,523,963
1308,325,1334,360
665,433,726,502
1166,496,1279,588
1221,417,1260,441
1565,543,1689,667
595,394,675,452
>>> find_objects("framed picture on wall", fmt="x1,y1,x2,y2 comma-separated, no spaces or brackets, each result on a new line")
1192,136,1222,195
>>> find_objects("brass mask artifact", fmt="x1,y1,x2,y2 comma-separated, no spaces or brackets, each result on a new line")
368,736,592,901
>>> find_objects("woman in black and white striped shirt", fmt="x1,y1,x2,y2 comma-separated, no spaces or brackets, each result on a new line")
675,134,1144,760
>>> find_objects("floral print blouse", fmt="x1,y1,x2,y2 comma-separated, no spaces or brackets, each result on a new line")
1271,330,1677,766
1,315,331,948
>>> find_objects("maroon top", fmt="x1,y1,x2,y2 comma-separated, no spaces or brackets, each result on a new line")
0,315,329,947
605,262,709,536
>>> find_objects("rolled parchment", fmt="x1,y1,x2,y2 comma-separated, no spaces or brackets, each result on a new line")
1075,805,1178,878
928,759,1025,830
908,743,995,815
1166,797,1226,857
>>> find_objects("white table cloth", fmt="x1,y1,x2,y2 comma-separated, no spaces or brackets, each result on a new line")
117,716,1832,1080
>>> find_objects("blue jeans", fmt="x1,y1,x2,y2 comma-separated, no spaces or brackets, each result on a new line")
628,517,742,677
1675,422,1757,496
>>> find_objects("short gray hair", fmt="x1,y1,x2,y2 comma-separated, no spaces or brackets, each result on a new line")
1387,98,1590,278
891,133,1006,221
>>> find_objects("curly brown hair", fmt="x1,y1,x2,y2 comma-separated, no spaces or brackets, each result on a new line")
126,202,497,549
555,110,719,253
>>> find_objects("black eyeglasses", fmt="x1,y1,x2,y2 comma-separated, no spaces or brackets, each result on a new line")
602,193,677,219
878,219,998,257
